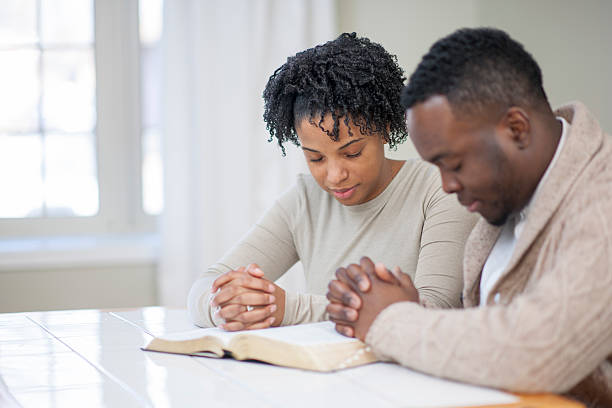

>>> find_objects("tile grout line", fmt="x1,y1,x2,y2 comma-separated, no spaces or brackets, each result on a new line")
110,312,283,408
108,312,155,337
336,368,401,407
189,357,285,408
24,313,151,408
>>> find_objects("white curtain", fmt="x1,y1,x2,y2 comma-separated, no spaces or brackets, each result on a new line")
159,0,337,307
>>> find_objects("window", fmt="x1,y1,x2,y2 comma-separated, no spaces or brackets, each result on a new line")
139,0,164,215
0,0,97,219
0,0,161,238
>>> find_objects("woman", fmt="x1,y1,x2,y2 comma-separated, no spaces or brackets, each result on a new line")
188,33,476,331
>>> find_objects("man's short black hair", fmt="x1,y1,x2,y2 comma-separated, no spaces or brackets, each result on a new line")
401,27,549,117
263,32,408,155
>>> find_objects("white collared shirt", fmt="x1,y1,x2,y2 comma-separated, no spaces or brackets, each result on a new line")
479,117,569,305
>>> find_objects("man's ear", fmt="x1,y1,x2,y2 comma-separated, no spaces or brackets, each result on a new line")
501,107,531,150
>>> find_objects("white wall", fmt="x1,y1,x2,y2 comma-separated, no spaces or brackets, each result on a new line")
0,265,157,312
5,0,610,312
338,0,612,159
476,0,612,130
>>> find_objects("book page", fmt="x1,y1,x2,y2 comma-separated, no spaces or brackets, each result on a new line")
150,322,372,371
241,321,359,345
157,322,357,346
155,327,238,346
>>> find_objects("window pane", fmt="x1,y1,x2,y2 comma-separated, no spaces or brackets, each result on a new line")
142,128,163,215
40,0,93,45
0,134,43,218
0,50,40,132
0,0,37,46
141,47,162,129
44,133,99,217
139,0,164,46
140,0,164,215
42,50,96,132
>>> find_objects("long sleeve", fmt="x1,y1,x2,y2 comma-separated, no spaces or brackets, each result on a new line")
415,182,477,308
365,188,612,393
188,163,475,328
282,293,329,325
187,195,299,327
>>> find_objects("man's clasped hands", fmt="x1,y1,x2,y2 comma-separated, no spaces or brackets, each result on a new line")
210,257,419,340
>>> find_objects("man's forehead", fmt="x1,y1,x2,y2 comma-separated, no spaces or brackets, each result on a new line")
406,97,452,137
405,96,471,162
406,96,453,125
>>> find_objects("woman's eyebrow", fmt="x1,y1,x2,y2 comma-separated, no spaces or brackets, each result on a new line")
338,138,364,151
301,138,365,153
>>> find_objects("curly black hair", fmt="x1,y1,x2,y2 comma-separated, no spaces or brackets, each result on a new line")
401,27,549,118
263,32,407,155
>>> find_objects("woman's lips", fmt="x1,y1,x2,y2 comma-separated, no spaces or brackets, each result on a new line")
332,186,357,200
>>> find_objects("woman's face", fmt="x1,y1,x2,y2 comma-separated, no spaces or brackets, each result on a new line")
296,114,392,206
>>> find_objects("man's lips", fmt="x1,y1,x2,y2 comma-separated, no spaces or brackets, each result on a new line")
462,200,482,213
331,185,357,199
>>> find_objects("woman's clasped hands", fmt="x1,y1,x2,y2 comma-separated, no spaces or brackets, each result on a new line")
210,264,285,331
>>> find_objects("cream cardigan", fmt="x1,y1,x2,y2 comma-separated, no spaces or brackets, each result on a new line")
366,102,612,407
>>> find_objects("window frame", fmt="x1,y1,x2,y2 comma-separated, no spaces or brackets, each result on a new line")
0,0,156,238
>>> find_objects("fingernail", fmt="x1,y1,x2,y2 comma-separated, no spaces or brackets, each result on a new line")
358,280,368,291
268,284,275,292
269,317,275,324
270,295,276,302
350,298,359,308
270,304,277,313
348,309,358,321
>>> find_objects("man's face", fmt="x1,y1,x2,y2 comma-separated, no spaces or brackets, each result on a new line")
406,96,520,225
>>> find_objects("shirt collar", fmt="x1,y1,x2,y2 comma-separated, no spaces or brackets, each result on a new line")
513,116,569,239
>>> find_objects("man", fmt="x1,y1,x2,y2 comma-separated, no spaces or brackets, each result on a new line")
326,27,612,407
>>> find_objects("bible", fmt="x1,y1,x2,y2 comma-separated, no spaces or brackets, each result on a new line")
143,321,378,372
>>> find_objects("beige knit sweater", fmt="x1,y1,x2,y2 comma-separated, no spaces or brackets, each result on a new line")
188,159,476,327
366,102,612,407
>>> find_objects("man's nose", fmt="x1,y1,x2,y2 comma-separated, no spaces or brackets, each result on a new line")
440,171,461,194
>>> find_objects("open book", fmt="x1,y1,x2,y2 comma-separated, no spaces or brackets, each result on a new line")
143,321,378,372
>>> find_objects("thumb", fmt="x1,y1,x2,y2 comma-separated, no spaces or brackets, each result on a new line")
394,266,419,301
246,263,265,278
375,262,399,284
393,266,410,284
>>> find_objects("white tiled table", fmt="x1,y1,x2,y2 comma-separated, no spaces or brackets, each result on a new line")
0,307,582,408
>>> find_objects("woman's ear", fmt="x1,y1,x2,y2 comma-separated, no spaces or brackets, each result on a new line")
382,123,391,145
